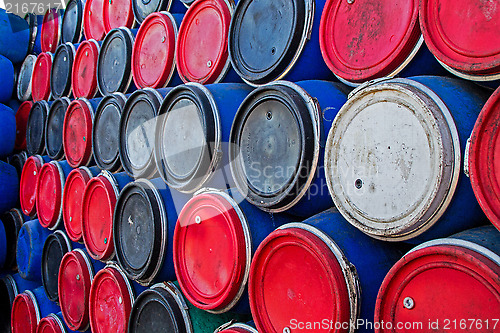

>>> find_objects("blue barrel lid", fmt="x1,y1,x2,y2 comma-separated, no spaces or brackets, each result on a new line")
51,43,75,99
45,97,70,160
62,0,85,44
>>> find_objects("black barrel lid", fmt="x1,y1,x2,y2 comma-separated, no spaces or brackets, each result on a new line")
119,89,162,178
132,0,170,24
93,93,127,172
62,0,85,44
229,0,309,85
26,100,50,155
229,83,315,211
45,97,70,160
113,180,163,283
128,283,188,333
155,84,217,192
17,55,36,102
8,152,28,181
1,209,25,270
41,230,72,303
51,43,75,99
98,28,135,96
0,276,15,332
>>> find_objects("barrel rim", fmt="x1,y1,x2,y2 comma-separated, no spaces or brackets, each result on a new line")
45,97,71,160
132,0,171,23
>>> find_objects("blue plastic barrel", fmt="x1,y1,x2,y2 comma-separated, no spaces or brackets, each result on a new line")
0,9,30,63
0,103,16,158
0,55,14,103
0,160,19,214
16,219,53,282
0,220,7,269
11,286,60,332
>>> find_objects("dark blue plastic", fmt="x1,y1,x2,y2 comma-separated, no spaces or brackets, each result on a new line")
27,286,60,317
11,273,41,295
0,220,6,268
0,103,16,158
0,55,14,103
110,171,134,192
0,160,19,214
0,9,30,63
33,14,45,55
450,225,500,256
168,14,184,87
16,219,53,282
170,0,188,13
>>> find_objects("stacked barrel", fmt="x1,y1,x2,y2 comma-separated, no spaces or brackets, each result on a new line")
0,0,499,332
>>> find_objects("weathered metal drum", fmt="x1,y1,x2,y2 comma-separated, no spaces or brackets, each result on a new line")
41,8,63,54
62,166,101,242
156,83,252,192
131,12,183,89
228,0,333,85
132,0,186,23
45,98,71,161
32,53,53,102
17,55,36,102
61,0,85,44
0,55,15,103
0,9,30,63
468,87,500,231
173,188,290,313
0,209,25,269
0,161,19,215
71,39,100,99
16,220,53,282
15,101,33,151
27,101,50,155
11,286,60,333
36,160,73,230
83,0,106,41
229,80,349,216
89,264,146,333
375,226,500,332
176,0,240,84
51,44,76,99
325,76,490,242
20,155,51,217
82,171,133,261
103,0,136,32
248,208,402,333
92,93,127,172
113,178,190,285
0,103,16,158
58,249,105,331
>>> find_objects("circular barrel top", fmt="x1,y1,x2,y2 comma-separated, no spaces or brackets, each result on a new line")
45,98,70,160
63,99,94,168
62,0,85,44
83,0,106,41
32,53,53,102
72,40,100,99
26,101,50,156
51,44,75,99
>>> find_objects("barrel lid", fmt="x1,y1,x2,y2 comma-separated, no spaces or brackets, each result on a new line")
41,9,61,53
132,0,170,24
319,0,421,84
15,101,33,151
176,0,233,84
1,209,25,269
0,276,15,332
93,93,127,171
229,81,319,212
8,153,28,181
89,265,134,333
45,98,70,160
41,231,72,302
131,12,177,89
113,180,163,283
36,314,65,333
420,0,500,80
98,28,135,96
17,55,36,102
83,0,106,41
62,0,85,44
20,155,44,217
63,167,95,242
376,242,500,329
249,225,351,333
127,283,189,333
103,0,135,32
11,292,39,333
51,44,75,99
27,101,49,155
72,40,100,99
119,89,162,178
63,99,94,168
36,161,64,229
82,173,118,260
32,53,52,102
228,0,313,85
325,78,461,241
174,190,250,312
155,83,219,192
59,249,94,331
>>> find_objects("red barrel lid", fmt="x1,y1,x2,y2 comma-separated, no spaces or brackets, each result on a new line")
36,315,64,333
41,9,61,53
72,40,100,99
11,292,38,333
132,12,177,89
249,227,351,333
82,174,118,260
89,265,133,333
469,88,500,230
63,168,94,242
174,191,249,312
319,0,421,84
420,0,500,79
32,53,52,102
375,244,500,332
176,0,232,84
15,101,33,150
20,156,44,217
59,250,94,331
103,0,135,33
63,99,94,168
36,162,64,229
83,0,106,41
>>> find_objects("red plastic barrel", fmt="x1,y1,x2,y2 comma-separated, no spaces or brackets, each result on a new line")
176,0,233,84
15,101,32,151
63,99,95,168
32,53,52,102
83,0,106,41
36,314,65,333
72,40,100,99
20,155,46,217
103,0,135,33
131,12,178,89
41,9,61,54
